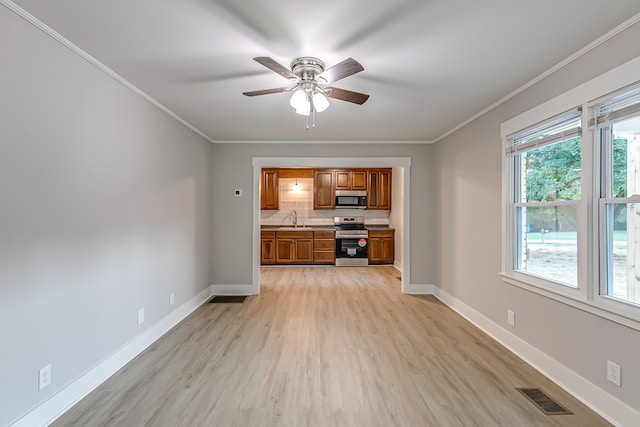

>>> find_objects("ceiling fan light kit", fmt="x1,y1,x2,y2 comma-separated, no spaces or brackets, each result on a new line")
312,92,329,112
243,56,369,129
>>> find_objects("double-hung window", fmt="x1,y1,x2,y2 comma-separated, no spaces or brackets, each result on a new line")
592,84,640,307
506,110,582,289
503,70,640,327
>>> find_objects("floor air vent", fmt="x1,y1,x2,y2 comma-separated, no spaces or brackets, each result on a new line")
517,388,572,415
209,296,247,304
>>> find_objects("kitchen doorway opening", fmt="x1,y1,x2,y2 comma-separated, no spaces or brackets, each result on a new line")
252,157,411,294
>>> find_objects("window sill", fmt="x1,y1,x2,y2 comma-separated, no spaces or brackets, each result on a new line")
500,272,640,332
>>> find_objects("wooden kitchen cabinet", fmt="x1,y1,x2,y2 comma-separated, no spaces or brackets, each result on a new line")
275,231,313,264
314,170,335,209
260,231,275,264
368,229,395,265
367,169,392,210
313,168,390,210
335,170,367,190
261,169,279,210
313,230,335,264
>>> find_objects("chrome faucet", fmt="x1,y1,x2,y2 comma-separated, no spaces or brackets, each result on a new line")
289,210,298,228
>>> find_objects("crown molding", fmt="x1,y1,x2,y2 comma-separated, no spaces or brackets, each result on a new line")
0,0,216,144
4,0,640,146
432,11,640,144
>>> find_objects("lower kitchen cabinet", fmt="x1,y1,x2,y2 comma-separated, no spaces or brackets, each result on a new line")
313,230,335,264
368,229,395,265
260,231,275,264
275,231,313,264
261,229,335,265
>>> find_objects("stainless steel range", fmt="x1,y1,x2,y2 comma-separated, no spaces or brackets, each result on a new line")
334,216,368,266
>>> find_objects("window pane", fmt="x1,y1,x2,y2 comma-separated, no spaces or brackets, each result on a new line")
607,118,640,198
604,203,640,306
519,137,581,203
516,205,578,287
611,136,628,197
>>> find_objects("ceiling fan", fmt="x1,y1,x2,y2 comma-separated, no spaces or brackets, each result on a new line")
243,56,369,126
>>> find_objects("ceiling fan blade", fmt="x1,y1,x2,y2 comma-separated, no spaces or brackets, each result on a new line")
317,58,364,84
243,87,292,96
325,87,370,105
253,57,298,80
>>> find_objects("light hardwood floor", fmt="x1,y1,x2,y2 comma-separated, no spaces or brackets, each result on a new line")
53,267,610,426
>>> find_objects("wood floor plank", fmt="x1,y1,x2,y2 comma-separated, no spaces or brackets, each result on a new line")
52,266,611,426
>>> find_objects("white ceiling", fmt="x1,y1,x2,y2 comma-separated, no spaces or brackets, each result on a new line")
10,0,640,142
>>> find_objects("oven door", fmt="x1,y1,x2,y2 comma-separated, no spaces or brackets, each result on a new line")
335,236,368,266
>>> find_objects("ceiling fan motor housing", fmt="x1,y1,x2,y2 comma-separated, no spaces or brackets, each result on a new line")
290,57,325,82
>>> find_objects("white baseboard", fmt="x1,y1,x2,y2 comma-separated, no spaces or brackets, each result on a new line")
11,286,214,427
15,282,637,426
433,287,640,427
211,284,257,296
403,283,435,295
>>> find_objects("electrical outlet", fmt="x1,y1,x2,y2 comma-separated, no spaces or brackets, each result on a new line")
39,364,51,390
507,309,516,327
607,360,621,387
138,308,145,326
169,293,175,306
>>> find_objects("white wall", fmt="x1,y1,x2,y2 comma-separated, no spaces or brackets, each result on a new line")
0,6,213,426
433,20,640,418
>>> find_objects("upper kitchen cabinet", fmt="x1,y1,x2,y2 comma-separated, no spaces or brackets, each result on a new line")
314,169,335,209
367,169,392,210
261,168,279,210
334,170,367,190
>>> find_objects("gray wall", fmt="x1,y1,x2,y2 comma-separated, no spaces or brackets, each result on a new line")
210,143,436,287
7,0,639,422
0,7,213,426
433,21,640,411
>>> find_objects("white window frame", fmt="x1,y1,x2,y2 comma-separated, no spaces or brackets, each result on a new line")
591,84,640,320
504,110,587,301
506,109,583,293
500,55,640,331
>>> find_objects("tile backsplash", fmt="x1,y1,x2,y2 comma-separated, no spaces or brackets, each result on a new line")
260,178,390,226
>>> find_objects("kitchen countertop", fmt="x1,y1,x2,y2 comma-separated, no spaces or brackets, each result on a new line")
261,225,394,231
365,225,395,230
260,225,335,231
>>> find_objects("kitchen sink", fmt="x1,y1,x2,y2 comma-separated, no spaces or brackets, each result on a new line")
277,226,312,230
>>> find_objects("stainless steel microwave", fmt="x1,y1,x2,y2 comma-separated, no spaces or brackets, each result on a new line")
335,190,367,209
